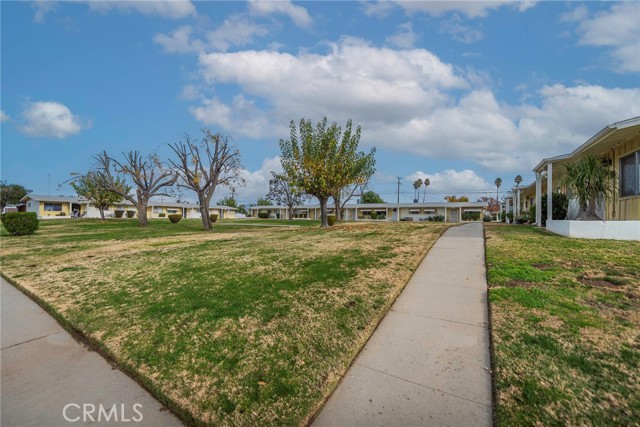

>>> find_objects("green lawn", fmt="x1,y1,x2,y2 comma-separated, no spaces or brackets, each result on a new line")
1,218,447,426
485,224,640,426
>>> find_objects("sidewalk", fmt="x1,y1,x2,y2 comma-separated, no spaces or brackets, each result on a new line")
312,223,493,427
1,278,183,427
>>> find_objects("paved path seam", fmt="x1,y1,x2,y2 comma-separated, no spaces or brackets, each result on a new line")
389,308,488,328
353,363,492,408
1,331,65,351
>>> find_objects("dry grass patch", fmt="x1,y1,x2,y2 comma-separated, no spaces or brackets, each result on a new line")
1,218,448,426
485,224,640,426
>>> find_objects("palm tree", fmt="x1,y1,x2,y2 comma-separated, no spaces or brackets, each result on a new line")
422,178,430,203
495,177,502,201
561,155,616,220
514,175,522,187
413,179,422,203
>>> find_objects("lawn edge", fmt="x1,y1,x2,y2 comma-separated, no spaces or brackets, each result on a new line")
482,224,499,427
304,223,452,426
0,272,195,427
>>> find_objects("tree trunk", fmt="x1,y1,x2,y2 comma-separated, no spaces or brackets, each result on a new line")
137,202,148,227
319,197,329,228
334,195,341,221
288,204,294,221
198,194,212,230
98,207,106,221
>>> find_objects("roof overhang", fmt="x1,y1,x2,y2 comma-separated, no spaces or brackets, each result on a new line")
533,116,640,173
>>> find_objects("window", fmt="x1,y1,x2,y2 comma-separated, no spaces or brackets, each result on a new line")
408,209,421,214
152,207,163,214
167,209,179,214
44,203,62,212
620,151,639,197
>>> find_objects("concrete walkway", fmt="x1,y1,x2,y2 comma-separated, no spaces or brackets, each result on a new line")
1,278,183,427
312,223,492,427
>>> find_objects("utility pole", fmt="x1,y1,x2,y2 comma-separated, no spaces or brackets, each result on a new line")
396,177,402,204
231,187,236,201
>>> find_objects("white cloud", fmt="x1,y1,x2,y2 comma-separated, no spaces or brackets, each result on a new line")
395,0,536,18
569,2,640,73
32,0,56,23
440,15,484,44
361,0,396,18
86,0,196,19
406,169,493,195
173,37,639,173
386,22,419,49
154,25,201,53
195,37,467,131
189,95,277,139
20,101,88,138
248,0,313,29
0,110,10,122
234,156,283,204
207,15,269,52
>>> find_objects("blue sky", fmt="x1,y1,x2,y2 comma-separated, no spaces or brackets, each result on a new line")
2,1,639,204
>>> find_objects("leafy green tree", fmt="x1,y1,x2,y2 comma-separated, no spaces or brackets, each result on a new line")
266,172,307,220
169,129,243,230
360,191,384,204
444,195,469,202
422,178,430,203
329,121,376,220
0,181,31,211
96,150,176,227
514,175,523,187
412,179,423,202
561,155,616,220
256,196,272,206
70,172,124,221
217,196,237,208
279,117,375,227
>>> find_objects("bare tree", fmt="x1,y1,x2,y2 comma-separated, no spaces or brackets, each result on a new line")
96,150,176,227
267,172,308,220
169,129,243,230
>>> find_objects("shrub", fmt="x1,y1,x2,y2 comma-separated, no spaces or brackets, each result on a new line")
159,213,166,218
461,211,481,221
530,193,569,226
257,211,270,219
209,214,219,223
370,211,378,220
126,210,136,218
56,211,66,216
501,210,506,223
327,214,336,226
506,212,514,222
433,215,445,222
168,214,182,223
114,210,124,218
483,215,492,222
1,212,39,236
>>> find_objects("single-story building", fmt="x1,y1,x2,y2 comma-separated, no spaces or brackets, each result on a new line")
249,201,488,223
531,116,640,240
19,194,237,220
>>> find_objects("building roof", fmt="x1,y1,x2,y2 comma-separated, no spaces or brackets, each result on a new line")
249,201,488,210
533,116,640,173
20,194,237,210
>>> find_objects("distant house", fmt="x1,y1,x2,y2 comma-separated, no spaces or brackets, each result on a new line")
248,201,488,223
518,116,639,240
19,194,237,220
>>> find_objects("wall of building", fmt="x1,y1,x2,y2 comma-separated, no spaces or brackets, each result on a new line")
610,134,640,220
39,201,71,218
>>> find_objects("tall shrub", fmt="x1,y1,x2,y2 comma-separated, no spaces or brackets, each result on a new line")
1,212,39,236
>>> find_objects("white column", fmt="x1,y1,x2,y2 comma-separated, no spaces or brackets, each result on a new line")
547,163,553,224
355,208,358,221
517,189,521,217
444,207,448,222
535,172,542,226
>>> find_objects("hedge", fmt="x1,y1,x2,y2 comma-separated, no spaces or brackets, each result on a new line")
209,214,219,223
126,210,136,218
1,212,39,236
